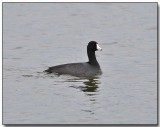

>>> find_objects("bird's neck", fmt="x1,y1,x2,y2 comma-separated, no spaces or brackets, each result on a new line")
87,50,99,65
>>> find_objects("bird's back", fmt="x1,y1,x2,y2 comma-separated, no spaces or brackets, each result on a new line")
45,62,101,77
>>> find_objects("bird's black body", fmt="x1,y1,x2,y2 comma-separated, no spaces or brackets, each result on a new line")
45,41,102,77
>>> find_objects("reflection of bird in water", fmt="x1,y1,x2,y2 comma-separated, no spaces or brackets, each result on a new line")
66,76,100,95
80,78,100,114
80,78,100,93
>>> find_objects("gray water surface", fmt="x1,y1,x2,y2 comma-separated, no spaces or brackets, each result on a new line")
3,3,157,124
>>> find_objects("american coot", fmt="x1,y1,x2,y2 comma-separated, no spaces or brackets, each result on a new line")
44,41,102,77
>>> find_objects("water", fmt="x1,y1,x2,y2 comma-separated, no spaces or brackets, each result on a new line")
3,3,157,124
